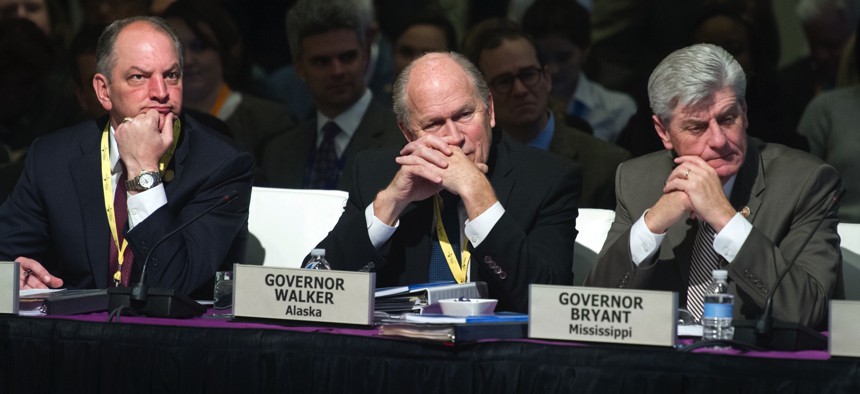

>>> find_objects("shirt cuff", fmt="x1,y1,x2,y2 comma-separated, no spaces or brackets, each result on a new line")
713,213,752,263
464,201,504,248
126,184,167,228
366,203,398,249
630,210,665,266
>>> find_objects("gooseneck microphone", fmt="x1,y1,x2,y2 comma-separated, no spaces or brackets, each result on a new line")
109,190,239,318
754,188,844,337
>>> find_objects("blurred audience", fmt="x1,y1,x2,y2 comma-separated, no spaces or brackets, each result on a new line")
260,0,402,191
162,0,294,164
521,0,637,145
463,18,629,209
798,16,860,223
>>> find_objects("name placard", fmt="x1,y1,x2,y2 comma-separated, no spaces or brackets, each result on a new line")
529,285,677,347
0,261,19,315
233,264,374,325
830,300,860,357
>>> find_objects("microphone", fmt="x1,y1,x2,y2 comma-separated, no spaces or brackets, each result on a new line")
108,190,240,318
734,188,844,350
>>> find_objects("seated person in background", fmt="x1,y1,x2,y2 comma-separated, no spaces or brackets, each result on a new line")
69,23,109,120
521,0,637,144
463,18,630,210
316,52,581,313
585,44,843,329
0,16,254,296
161,0,294,165
260,0,402,191
798,19,860,223
377,11,458,107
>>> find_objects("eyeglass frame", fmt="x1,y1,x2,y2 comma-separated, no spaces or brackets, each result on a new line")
486,66,545,94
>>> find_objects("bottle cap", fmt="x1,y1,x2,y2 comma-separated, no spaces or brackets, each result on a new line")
311,248,326,256
712,269,728,279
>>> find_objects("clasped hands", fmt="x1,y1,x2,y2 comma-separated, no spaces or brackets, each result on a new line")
373,134,497,225
115,109,174,191
644,156,736,234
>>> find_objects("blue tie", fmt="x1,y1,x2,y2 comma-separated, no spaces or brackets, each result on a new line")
428,192,460,282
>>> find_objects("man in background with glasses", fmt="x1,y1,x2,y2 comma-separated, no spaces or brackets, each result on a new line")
463,18,630,210
317,52,581,312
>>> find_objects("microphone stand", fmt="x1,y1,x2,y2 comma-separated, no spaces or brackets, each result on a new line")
733,189,844,350
108,191,240,318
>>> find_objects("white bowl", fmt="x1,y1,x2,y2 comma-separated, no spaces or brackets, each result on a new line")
438,298,498,317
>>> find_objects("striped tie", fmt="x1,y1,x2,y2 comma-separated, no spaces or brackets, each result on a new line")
687,221,724,321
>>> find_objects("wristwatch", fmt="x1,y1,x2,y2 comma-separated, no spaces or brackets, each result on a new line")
126,170,162,192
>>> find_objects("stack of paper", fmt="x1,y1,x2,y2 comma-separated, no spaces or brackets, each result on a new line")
374,281,486,314
378,312,528,344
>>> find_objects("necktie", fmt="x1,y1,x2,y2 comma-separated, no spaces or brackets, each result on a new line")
687,221,724,321
307,121,341,189
108,164,134,287
428,192,460,282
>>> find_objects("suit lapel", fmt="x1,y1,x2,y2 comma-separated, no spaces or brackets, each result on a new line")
70,123,110,288
730,138,764,223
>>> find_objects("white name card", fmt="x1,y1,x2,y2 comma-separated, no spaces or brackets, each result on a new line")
0,261,19,314
830,300,860,357
232,264,375,326
529,285,677,347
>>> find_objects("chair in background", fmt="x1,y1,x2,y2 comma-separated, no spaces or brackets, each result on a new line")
573,208,615,285
245,187,348,268
839,223,860,300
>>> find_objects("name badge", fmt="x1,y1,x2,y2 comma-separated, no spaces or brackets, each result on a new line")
529,285,677,347
0,261,19,314
233,264,374,325
830,300,860,357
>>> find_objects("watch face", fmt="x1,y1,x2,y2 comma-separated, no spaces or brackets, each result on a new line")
139,173,156,188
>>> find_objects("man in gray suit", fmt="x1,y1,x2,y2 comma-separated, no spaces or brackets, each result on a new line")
585,44,843,329
463,18,630,209
260,0,401,190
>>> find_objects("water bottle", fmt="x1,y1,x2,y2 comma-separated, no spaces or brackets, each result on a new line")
702,269,735,341
304,249,331,270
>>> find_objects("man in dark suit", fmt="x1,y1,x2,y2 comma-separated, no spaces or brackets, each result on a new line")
585,44,843,328
463,18,630,210
0,16,254,295
318,52,581,313
260,0,402,191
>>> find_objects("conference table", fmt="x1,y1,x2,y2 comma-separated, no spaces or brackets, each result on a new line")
1,310,859,393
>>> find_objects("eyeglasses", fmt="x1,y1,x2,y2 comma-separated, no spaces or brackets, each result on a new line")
487,67,544,94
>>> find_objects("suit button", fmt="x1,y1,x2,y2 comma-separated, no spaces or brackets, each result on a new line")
498,271,507,280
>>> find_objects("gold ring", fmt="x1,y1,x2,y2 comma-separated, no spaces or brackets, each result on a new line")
123,117,134,123
684,169,691,179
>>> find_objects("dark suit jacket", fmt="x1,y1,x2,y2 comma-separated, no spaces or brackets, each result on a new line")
548,119,631,209
0,114,254,295
585,138,843,327
259,97,403,191
318,131,582,312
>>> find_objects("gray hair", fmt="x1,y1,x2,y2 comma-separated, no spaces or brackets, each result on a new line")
647,43,746,124
286,0,367,62
95,16,183,82
392,51,490,130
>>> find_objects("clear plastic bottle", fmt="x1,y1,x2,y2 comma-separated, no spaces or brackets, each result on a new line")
304,249,331,270
702,269,735,341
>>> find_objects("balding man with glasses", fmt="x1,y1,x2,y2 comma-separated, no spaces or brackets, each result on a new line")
463,18,630,209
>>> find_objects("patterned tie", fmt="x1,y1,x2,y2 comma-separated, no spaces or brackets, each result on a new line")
307,121,341,189
687,221,724,321
108,163,134,287
428,192,460,282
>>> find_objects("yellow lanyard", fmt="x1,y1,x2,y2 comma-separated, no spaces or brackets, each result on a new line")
433,193,471,284
209,83,231,117
100,119,181,285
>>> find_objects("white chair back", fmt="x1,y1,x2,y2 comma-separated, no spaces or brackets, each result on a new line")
573,208,615,285
839,223,860,300
245,187,348,268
